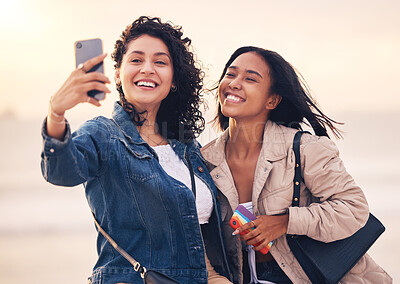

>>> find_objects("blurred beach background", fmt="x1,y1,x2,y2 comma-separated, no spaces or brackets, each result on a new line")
0,0,399,283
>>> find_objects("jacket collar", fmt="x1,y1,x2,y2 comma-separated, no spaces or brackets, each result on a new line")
201,120,292,214
112,102,145,145
111,102,197,155
202,120,288,167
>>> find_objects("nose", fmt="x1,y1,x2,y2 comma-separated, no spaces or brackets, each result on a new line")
140,60,155,74
228,77,241,90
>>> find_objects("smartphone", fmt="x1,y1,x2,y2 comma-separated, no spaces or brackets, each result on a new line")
74,38,105,100
229,205,273,254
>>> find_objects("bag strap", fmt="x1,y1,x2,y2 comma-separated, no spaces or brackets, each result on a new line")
90,147,197,279
185,150,196,198
91,212,147,278
291,131,309,207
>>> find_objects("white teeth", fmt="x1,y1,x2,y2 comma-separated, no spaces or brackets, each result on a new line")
137,81,156,88
226,94,242,102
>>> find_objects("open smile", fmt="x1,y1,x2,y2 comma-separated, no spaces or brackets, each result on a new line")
135,80,159,89
225,92,246,103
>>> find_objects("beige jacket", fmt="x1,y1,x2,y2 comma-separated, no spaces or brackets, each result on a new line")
201,121,392,284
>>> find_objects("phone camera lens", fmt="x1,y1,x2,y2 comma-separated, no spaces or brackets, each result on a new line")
76,42,82,49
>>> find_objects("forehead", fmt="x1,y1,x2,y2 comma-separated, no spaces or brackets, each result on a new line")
229,52,269,75
125,34,170,56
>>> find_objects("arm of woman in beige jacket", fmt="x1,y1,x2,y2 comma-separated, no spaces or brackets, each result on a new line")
286,134,369,242
238,133,369,250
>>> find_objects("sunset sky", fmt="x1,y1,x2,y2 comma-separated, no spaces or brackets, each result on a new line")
0,0,399,121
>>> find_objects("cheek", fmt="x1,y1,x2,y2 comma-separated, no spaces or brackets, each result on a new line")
217,88,224,105
162,67,174,83
217,81,228,98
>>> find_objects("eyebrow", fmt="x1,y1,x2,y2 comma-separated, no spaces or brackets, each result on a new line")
228,66,263,79
128,50,172,61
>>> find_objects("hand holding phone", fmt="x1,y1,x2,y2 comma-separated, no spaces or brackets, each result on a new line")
75,38,105,100
229,205,273,254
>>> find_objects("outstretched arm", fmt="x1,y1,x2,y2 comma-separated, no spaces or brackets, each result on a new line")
47,53,110,139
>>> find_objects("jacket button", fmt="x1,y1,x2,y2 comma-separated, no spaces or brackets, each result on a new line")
198,166,204,173
215,174,220,179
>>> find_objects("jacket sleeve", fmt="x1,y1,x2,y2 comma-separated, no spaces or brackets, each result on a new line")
287,134,369,242
40,117,110,187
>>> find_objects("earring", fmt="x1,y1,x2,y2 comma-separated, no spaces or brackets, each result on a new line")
171,84,177,92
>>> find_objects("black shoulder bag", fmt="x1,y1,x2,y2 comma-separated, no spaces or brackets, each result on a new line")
286,131,385,284
89,150,197,284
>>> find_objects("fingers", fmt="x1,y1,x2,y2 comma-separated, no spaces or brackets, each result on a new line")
87,96,101,107
81,72,111,84
252,239,271,252
81,81,111,95
233,219,256,236
79,53,107,73
240,227,259,241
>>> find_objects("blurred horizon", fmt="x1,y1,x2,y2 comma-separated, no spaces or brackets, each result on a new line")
1,0,400,121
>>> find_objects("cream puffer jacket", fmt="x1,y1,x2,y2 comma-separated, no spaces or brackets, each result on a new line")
201,120,392,284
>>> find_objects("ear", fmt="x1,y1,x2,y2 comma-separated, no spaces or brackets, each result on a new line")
115,69,121,85
265,94,282,110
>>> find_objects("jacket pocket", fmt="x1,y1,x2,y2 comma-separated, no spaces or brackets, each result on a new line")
116,138,157,182
258,183,292,214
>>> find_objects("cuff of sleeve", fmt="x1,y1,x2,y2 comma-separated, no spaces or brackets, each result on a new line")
287,206,312,235
42,116,72,156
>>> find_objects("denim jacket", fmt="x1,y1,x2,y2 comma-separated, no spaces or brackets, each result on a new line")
41,102,232,284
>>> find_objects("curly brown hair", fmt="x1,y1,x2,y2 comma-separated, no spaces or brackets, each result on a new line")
111,16,205,142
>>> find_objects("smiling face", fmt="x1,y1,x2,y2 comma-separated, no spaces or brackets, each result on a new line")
115,34,174,113
218,52,280,123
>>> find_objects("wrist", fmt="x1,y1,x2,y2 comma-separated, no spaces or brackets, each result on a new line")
47,111,65,124
49,96,65,118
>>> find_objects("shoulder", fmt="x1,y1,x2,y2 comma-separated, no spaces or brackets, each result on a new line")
266,122,339,161
299,132,339,156
200,131,228,167
271,123,338,153
201,137,218,153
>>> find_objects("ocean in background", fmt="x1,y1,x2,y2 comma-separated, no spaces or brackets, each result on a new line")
0,111,399,283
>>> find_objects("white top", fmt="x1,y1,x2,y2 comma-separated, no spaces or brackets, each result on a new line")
152,144,213,224
240,201,254,214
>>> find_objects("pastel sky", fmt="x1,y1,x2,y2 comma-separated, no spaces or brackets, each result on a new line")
0,0,399,121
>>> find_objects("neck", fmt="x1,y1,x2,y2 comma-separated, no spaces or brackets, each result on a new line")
226,118,266,159
135,110,168,146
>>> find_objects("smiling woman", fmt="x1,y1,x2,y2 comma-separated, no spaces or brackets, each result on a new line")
115,35,174,117
39,16,233,284
201,46,393,284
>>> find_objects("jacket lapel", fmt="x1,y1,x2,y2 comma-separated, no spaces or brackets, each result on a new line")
202,121,289,214
252,121,289,214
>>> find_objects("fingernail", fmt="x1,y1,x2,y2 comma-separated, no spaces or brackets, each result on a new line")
232,229,239,236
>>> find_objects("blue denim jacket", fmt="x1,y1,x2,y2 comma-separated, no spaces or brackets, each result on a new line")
41,103,231,284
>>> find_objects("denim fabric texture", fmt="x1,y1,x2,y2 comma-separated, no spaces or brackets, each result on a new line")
41,102,231,284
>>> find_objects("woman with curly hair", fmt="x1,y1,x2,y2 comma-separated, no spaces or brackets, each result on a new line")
41,16,232,283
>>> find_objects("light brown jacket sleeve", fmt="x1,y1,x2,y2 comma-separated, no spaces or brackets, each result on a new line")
287,134,369,242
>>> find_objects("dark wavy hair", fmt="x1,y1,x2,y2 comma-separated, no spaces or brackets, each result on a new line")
214,46,342,138
111,16,205,142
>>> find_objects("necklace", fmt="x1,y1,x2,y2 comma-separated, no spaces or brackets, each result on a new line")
140,132,167,146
